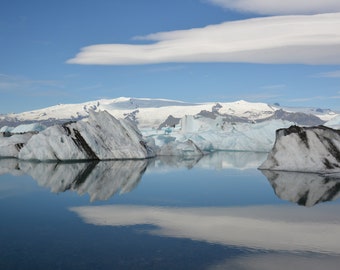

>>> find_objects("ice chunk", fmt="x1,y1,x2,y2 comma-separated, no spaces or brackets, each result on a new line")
0,133,34,158
11,123,46,133
145,116,293,153
18,110,155,161
259,125,340,173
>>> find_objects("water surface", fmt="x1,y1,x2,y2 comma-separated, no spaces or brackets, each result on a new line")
1,152,340,269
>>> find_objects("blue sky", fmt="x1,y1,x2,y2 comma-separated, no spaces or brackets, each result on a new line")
1,0,340,113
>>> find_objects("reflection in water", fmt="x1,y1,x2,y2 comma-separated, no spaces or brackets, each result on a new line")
261,170,340,207
1,151,340,206
19,160,148,201
196,151,268,170
0,152,269,202
147,151,268,173
209,253,340,270
70,204,340,254
0,158,23,176
2,153,340,269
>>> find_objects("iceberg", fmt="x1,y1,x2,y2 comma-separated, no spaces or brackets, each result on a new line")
259,125,340,173
18,110,155,161
0,133,34,158
11,123,46,133
0,123,46,133
145,115,293,153
325,115,340,129
0,126,14,133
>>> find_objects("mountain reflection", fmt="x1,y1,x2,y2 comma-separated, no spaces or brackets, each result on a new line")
261,170,340,207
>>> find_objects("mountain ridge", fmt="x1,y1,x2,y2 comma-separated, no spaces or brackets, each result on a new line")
0,97,338,129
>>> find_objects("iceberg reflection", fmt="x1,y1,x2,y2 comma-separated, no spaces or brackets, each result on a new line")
146,151,267,173
0,151,266,202
70,204,340,254
0,158,23,176
19,160,148,201
261,170,340,207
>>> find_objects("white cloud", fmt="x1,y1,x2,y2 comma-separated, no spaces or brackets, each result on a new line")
67,13,340,66
208,0,340,15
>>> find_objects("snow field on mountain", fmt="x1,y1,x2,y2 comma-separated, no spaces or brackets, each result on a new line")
3,97,337,129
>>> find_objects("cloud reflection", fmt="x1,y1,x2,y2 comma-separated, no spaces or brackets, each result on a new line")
70,204,340,254
209,253,340,270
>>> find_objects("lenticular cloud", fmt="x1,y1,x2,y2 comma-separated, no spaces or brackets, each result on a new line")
208,0,340,15
67,13,340,65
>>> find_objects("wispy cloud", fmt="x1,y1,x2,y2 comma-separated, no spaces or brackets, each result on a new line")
315,70,340,78
260,84,286,90
208,0,340,15
67,13,340,66
289,95,340,103
144,65,186,73
0,74,67,97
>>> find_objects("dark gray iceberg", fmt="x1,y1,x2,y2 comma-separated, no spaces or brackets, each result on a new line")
259,125,340,173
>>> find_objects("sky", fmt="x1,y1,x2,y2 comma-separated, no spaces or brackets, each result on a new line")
1,0,340,114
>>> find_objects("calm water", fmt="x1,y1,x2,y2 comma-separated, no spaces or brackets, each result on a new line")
1,152,340,270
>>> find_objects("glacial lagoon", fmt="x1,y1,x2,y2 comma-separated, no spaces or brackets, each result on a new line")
1,152,340,269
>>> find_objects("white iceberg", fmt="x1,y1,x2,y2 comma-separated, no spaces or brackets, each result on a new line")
10,123,46,133
259,125,340,173
0,126,14,133
18,110,155,161
0,133,34,158
145,115,293,153
0,123,46,134
325,115,340,129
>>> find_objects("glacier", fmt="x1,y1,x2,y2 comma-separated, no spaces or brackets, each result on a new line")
259,125,340,173
18,110,155,161
145,115,294,154
0,110,297,159
2,97,337,129
2,97,340,161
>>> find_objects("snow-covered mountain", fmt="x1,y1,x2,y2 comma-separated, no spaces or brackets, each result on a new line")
1,97,338,129
1,97,340,161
